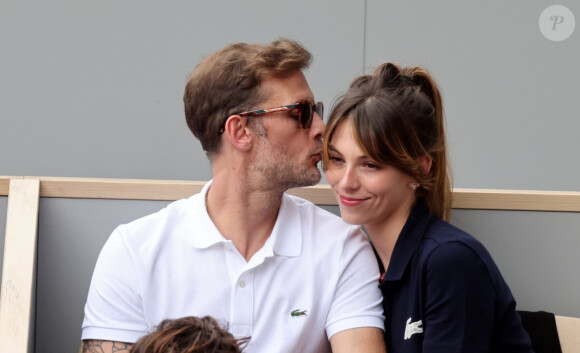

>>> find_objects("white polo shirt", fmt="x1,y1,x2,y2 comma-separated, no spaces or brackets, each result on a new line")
82,181,384,353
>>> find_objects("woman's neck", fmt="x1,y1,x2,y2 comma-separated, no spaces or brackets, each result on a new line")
366,198,416,273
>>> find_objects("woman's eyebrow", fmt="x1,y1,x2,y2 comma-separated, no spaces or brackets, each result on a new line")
328,145,340,153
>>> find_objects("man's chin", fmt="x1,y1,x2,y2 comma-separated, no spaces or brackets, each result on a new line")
288,169,321,189
305,168,322,186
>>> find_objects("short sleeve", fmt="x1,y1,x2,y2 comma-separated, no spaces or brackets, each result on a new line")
81,227,147,343
325,228,385,338
422,241,496,352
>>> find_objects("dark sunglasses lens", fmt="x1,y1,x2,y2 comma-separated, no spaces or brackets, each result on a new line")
299,102,313,128
315,102,324,121
297,102,323,128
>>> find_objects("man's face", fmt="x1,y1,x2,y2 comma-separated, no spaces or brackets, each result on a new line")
249,71,325,190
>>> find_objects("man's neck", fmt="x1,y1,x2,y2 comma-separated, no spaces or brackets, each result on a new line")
206,176,284,262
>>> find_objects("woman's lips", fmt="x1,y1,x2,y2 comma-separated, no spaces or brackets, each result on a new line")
339,195,367,207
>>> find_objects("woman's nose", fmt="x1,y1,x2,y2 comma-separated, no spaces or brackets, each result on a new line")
339,167,359,190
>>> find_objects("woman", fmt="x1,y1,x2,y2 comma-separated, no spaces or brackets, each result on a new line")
130,316,247,353
323,63,533,352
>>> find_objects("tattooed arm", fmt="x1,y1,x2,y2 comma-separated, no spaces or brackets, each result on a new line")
82,340,132,353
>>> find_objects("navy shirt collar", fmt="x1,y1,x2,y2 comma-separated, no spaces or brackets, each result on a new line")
383,198,437,283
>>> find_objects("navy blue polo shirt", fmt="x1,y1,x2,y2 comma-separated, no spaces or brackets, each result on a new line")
379,199,533,353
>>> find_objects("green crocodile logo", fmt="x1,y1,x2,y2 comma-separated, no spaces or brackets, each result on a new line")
291,309,307,317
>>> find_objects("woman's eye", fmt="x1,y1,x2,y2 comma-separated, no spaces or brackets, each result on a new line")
364,162,380,169
329,156,343,163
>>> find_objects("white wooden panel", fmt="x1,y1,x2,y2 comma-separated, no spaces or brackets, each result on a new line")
0,179,40,353
556,315,580,353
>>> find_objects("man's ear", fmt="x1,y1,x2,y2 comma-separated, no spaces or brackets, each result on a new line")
223,115,252,152
419,155,433,174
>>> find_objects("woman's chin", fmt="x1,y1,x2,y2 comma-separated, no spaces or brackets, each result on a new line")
338,212,365,226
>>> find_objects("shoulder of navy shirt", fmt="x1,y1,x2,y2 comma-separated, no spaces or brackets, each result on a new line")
378,199,533,353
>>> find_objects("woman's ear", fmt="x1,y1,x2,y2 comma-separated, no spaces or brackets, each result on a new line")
223,115,252,152
419,155,433,174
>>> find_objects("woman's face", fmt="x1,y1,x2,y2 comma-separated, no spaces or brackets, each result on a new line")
325,120,416,230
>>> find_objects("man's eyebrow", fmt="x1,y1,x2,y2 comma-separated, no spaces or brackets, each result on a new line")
294,95,315,103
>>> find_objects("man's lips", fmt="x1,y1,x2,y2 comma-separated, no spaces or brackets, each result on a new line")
311,151,322,163
339,195,367,207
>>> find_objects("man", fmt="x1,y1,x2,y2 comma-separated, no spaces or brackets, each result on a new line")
82,38,386,353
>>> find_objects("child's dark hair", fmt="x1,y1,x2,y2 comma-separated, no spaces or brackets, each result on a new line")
130,316,248,353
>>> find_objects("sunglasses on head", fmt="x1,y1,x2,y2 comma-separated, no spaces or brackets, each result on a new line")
218,101,324,134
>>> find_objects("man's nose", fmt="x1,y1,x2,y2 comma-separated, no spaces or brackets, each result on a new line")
310,112,325,140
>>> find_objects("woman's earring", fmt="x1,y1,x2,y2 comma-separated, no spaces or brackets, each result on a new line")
410,182,420,191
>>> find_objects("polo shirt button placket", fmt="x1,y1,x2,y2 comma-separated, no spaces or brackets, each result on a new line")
231,271,254,338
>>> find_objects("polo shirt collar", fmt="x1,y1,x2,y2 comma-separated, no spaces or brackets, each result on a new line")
187,181,302,257
188,180,228,249
268,194,302,257
384,198,436,282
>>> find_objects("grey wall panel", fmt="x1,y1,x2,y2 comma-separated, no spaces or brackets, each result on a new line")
451,209,580,317
35,198,171,353
0,197,7,289
0,0,364,181
365,1,579,191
